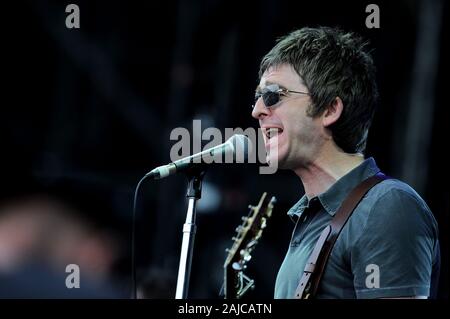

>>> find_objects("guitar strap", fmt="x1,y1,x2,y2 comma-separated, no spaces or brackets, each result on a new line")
294,173,389,299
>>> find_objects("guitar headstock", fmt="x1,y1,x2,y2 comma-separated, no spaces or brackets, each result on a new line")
223,192,276,299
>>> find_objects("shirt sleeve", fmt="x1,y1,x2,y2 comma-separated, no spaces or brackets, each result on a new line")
350,188,439,299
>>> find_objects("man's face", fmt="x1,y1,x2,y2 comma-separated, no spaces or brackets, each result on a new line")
252,64,325,169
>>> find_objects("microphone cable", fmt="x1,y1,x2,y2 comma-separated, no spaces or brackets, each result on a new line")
131,174,151,299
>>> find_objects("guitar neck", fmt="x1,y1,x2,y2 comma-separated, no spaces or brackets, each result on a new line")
223,193,275,299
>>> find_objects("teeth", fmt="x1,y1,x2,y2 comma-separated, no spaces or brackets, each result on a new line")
266,128,281,139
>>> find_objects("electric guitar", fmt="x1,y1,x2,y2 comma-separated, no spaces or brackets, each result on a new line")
223,192,276,299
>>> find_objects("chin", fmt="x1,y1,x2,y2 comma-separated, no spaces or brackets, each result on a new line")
266,150,288,169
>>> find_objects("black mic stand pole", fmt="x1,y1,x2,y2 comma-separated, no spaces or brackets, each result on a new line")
175,167,206,299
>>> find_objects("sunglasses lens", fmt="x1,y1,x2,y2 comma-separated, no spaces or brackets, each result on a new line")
263,91,280,107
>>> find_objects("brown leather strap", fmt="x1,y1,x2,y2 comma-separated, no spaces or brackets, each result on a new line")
294,173,389,299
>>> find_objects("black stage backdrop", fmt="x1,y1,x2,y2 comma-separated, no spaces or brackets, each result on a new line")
0,0,448,300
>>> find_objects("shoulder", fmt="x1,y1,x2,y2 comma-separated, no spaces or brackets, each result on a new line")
340,177,439,249
365,177,435,222
355,176,438,240
366,177,428,207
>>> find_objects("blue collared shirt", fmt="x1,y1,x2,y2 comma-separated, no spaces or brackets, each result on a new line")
274,158,440,298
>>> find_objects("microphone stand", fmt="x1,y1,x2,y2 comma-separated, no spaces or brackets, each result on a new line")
175,167,206,299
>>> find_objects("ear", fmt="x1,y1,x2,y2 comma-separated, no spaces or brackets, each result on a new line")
322,97,343,128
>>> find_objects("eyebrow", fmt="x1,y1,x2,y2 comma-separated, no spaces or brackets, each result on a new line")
255,81,284,92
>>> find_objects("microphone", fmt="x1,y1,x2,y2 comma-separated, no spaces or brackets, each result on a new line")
146,134,252,179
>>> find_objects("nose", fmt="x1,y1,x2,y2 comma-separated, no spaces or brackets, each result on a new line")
251,98,271,120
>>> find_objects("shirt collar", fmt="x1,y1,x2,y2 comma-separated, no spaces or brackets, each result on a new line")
287,157,380,220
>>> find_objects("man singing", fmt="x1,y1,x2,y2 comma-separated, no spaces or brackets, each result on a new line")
251,27,440,299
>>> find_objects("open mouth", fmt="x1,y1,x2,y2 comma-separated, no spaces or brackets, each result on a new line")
264,127,283,140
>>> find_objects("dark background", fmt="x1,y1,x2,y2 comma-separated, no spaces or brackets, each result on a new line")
1,0,448,298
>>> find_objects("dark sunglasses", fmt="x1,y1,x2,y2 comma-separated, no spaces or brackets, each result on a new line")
252,84,309,108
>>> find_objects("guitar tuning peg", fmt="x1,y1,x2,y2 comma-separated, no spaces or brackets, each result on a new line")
232,236,238,241
235,226,242,232
241,216,248,222
261,218,267,229
225,248,230,253
248,205,253,209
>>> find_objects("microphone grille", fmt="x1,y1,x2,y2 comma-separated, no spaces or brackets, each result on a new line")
228,134,252,163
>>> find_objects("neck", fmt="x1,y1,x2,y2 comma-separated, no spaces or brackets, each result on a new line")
293,145,365,199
